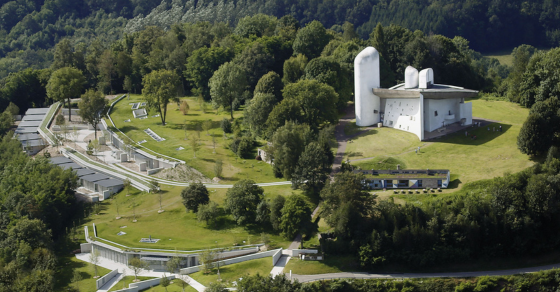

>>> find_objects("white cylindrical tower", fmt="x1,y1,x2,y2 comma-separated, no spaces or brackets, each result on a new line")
354,47,380,127
419,68,434,89
405,66,419,88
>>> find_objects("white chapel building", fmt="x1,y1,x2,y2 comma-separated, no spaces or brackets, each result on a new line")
354,47,478,140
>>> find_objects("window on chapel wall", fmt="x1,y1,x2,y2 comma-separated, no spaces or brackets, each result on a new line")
435,111,438,116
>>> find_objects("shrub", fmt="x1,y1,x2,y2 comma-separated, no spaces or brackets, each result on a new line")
221,118,232,133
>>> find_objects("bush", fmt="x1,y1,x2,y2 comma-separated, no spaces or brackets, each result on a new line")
221,118,232,133
230,136,254,158
55,114,65,126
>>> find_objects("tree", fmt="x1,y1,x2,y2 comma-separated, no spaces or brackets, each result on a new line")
55,113,65,126
234,42,274,92
371,23,387,57
209,62,247,119
190,135,200,158
160,276,170,292
225,180,264,225
270,122,314,179
78,90,107,140
293,20,331,59
202,119,212,135
305,57,352,109
254,71,283,102
123,178,131,196
234,14,277,38
282,54,308,85
270,195,285,231
185,47,234,100
199,248,215,273
517,97,560,156
180,100,190,115
197,202,219,226
267,80,339,135
244,93,278,137
46,67,85,121
256,200,271,225
279,194,313,240
128,257,148,281
142,69,181,125
5,102,19,116
181,183,209,213
89,249,101,278
292,141,333,193
214,159,223,178
166,256,181,274
320,172,377,238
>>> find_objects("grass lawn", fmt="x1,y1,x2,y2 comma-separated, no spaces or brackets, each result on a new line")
284,255,360,275
90,185,293,251
54,234,112,292
189,257,272,287
345,99,534,188
484,50,513,66
108,276,153,291
107,95,283,184
142,279,197,292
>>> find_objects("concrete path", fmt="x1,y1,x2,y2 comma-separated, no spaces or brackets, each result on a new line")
292,262,560,283
271,255,291,278
97,272,124,292
75,253,206,292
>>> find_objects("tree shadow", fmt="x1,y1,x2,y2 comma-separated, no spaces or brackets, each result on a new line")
119,125,139,133
447,177,462,189
346,151,364,158
201,158,216,163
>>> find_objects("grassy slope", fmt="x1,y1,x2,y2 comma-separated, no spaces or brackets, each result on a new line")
345,99,533,188
484,51,514,66
92,185,293,250
189,257,272,287
108,95,282,183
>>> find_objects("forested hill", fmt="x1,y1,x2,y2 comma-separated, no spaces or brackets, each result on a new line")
1,0,559,64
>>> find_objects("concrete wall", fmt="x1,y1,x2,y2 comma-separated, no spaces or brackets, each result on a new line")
80,243,92,253
460,102,473,126
96,269,118,289
382,97,423,140
355,47,381,126
272,248,283,265
423,98,462,132
281,249,318,257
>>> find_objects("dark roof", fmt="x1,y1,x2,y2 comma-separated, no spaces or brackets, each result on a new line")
96,179,124,188
22,140,45,147
81,173,111,182
50,156,73,165
75,169,96,177
58,162,83,170
25,108,50,115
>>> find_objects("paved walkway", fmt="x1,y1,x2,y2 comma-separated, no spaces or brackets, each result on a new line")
292,262,560,282
75,253,206,292
271,255,291,278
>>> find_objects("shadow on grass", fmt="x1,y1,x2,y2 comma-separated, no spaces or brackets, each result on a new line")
433,123,512,145
346,151,364,158
119,125,139,133
447,177,462,189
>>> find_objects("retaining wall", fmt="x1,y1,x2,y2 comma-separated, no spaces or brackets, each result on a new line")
96,269,118,289
114,275,174,292
272,248,283,265
180,249,281,275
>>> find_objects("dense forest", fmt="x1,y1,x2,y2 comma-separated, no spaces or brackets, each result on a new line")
1,0,560,78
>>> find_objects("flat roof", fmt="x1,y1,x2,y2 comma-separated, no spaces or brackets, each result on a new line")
50,156,74,165
141,256,170,262
96,179,124,188
373,84,478,99
14,127,39,134
21,115,45,121
58,162,83,170
18,121,42,127
25,108,50,115
81,173,111,182
75,169,96,177
16,133,42,141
